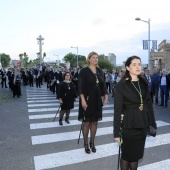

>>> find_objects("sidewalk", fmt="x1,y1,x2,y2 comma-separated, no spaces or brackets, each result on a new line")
0,85,34,170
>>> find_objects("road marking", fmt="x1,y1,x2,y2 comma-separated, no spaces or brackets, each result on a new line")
27,97,56,100
27,100,58,103
31,120,169,145
30,116,113,129
33,133,170,170
27,102,79,107
29,110,113,119
27,94,54,97
28,104,114,112
26,89,49,92
138,159,170,170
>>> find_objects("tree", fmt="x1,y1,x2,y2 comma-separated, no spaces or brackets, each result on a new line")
19,52,29,67
98,54,114,71
1,53,11,68
43,52,46,60
63,53,86,68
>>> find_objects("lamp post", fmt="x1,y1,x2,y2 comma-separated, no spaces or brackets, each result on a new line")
54,54,59,66
135,17,150,68
71,46,78,68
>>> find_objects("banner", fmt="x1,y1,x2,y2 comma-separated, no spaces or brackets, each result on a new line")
152,40,157,50
143,40,148,50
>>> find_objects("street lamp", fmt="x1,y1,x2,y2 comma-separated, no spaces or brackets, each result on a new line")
71,46,78,68
54,54,59,66
135,17,150,67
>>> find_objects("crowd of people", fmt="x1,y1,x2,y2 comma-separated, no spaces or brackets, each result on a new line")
1,52,170,170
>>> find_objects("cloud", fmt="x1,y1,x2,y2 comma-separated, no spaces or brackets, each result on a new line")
92,17,105,25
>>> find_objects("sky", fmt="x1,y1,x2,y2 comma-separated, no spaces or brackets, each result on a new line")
0,0,170,65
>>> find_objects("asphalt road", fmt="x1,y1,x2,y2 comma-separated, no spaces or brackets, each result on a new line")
0,84,170,170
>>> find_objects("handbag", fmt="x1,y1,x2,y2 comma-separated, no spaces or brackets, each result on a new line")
147,125,156,137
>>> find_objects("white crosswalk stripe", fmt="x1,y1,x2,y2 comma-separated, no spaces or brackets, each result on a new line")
31,121,170,145
26,86,170,170
34,133,170,170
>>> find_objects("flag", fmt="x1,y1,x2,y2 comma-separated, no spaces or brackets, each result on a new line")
152,40,157,50
143,40,148,50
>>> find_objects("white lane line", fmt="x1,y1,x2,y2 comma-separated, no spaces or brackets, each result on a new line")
28,103,60,107
31,120,169,145
27,100,78,103
27,97,56,100
138,159,170,170
28,104,114,112
27,100,58,103
26,90,49,92
29,110,113,119
27,94,54,97
32,127,112,145
26,93,51,95
34,133,170,170
27,102,79,107
30,116,113,129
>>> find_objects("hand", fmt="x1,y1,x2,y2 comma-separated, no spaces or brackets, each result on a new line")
114,137,123,145
82,100,88,110
102,95,108,106
59,99,63,104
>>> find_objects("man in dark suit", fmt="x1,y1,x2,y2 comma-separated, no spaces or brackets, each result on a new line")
1,70,8,88
143,67,153,102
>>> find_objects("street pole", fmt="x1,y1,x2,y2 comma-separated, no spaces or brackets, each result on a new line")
36,35,44,65
54,54,59,66
135,17,151,67
148,18,150,68
71,46,78,68
77,47,78,68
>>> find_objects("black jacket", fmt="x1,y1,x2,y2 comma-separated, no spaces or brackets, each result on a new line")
114,76,157,138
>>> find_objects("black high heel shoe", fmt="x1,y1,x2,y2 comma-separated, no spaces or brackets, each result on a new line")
89,142,96,153
84,144,91,154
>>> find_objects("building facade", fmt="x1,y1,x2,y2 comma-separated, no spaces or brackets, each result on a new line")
150,40,170,71
106,53,116,66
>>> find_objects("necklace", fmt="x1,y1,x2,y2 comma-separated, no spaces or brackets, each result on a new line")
88,67,99,85
131,80,143,111
94,73,99,85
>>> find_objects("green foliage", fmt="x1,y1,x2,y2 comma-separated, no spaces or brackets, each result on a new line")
1,53,11,68
19,52,29,67
98,54,114,71
63,52,86,68
43,52,46,59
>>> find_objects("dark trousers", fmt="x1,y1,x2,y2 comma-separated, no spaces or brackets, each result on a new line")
36,78,41,88
160,85,168,106
106,82,111,93
153,86,159,104
1,78,8,88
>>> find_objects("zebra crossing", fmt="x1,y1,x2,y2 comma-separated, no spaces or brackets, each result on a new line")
26,86,170,170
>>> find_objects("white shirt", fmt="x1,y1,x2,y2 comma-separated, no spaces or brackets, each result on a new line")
161,76,166,86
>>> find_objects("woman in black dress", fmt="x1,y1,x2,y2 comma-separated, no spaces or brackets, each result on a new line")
78,51,108,154
58,71,77,125
114,56,157,170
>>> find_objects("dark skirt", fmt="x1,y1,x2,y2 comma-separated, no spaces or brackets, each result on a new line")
121,128,147,161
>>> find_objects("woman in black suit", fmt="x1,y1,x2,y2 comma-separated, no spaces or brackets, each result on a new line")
78,51,108,154
58,71,77,125
114,56,157,170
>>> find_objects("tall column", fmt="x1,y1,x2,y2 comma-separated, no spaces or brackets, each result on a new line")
36,35,44,65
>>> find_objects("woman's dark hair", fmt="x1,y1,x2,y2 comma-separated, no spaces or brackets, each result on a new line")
63,71,71,80
124,56,141,80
